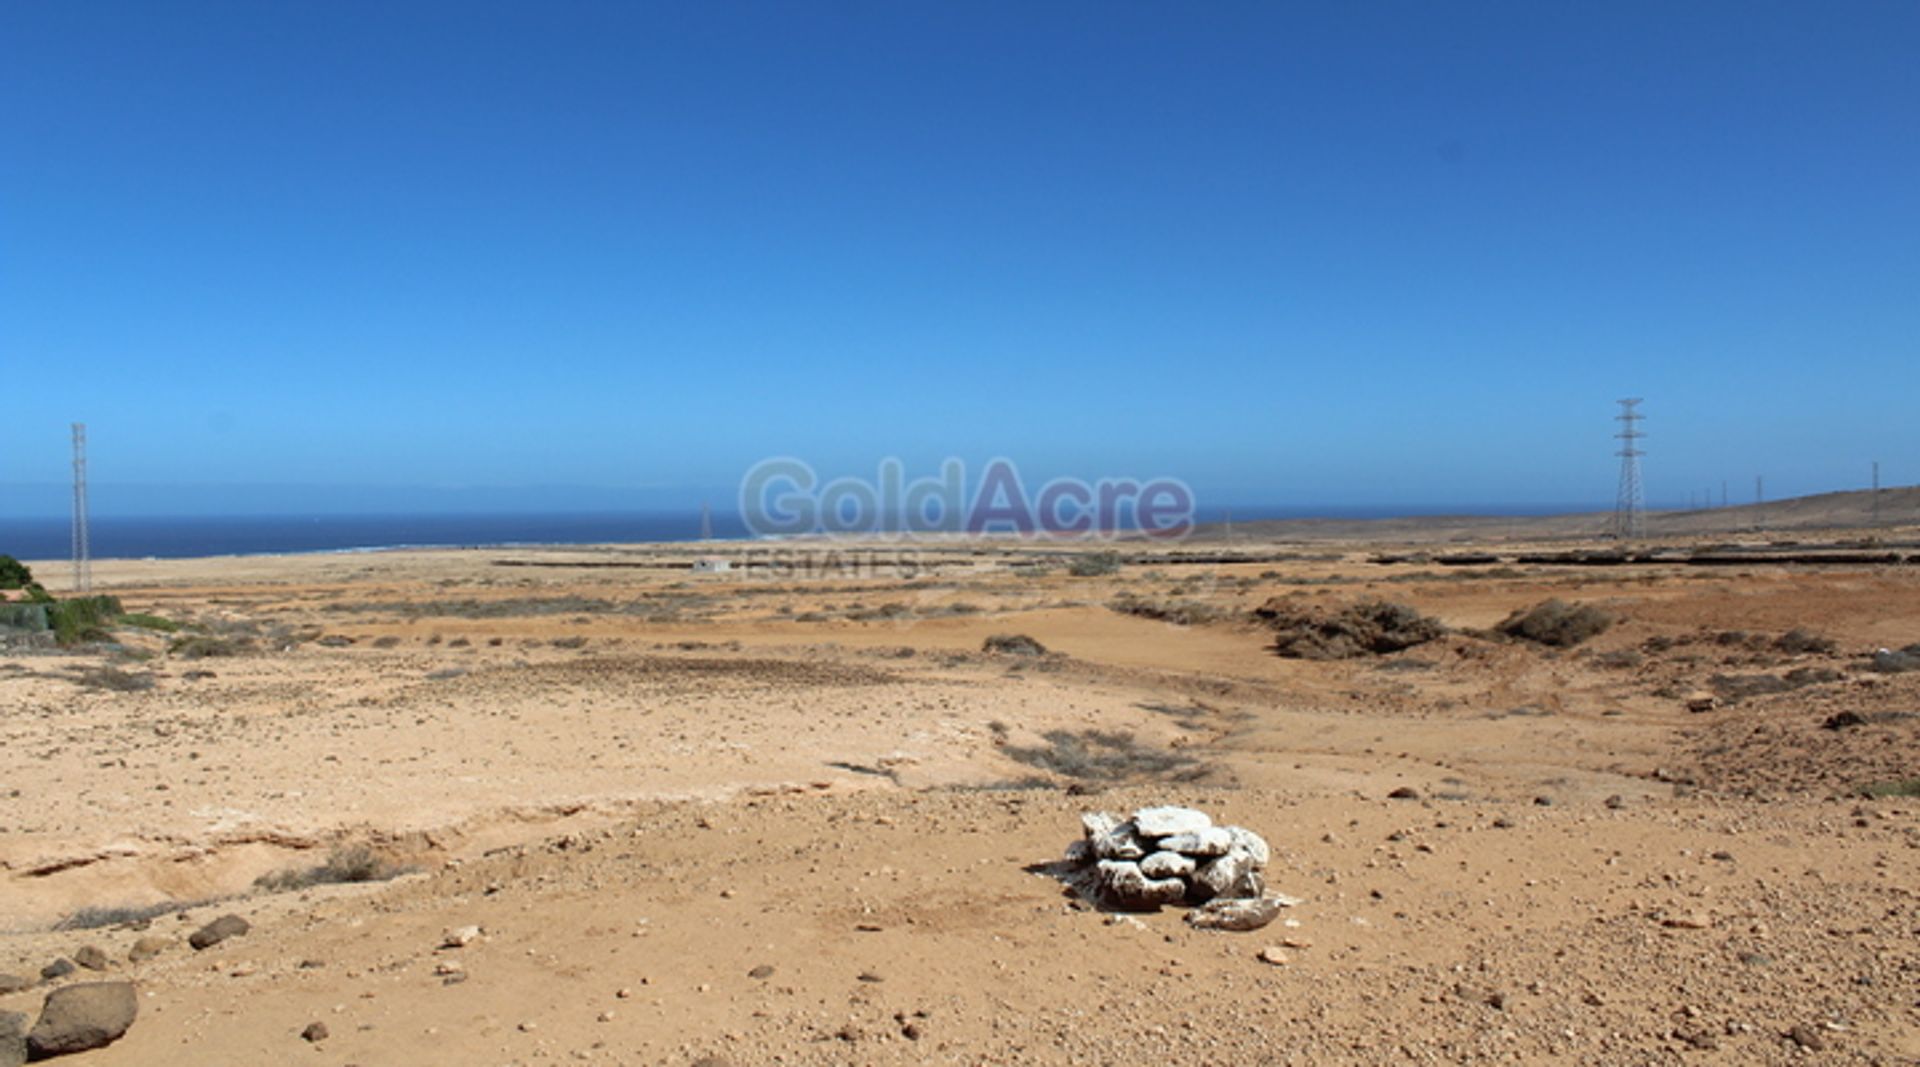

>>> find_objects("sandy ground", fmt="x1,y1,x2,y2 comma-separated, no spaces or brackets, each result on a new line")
2,536,1917,1064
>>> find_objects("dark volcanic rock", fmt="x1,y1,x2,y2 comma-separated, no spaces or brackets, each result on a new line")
26,981,137,1058
1,1010,26,1067
38,959,74,982
188,914,251,951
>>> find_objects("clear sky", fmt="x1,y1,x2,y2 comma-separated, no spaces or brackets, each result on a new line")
3,2,1915,516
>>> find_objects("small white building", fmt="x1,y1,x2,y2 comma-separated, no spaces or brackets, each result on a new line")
691,557,732,573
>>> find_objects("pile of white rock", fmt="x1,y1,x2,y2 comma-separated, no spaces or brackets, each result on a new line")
1062,805,1296,930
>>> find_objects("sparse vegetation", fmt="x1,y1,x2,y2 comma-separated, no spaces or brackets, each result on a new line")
49,595,124,645
1107,593,1223,626
1255,598,1446,659
118,612,179,632
1775,628,1836,655
0,554,49,598
1496,599,1613,648
983,633,1048,656
53,900,195,931
169,632,256,658
1067,551,1122,578
253,844,411,892
1001,728,1209,783
72,666,157,692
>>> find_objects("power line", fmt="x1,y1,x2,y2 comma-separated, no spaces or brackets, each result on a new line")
1612,398,1645,540
71,423,91,594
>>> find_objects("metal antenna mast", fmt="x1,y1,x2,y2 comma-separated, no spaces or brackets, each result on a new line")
1872,461,1881,526
71,422,91,593
1612,399,1646,540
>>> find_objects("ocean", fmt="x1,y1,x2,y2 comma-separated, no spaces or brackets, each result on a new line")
0,512,750,561
0,504,1582,562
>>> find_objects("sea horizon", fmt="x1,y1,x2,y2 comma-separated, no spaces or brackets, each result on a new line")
0,503,1607,562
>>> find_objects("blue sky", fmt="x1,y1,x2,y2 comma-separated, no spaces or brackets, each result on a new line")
3,1,1915,516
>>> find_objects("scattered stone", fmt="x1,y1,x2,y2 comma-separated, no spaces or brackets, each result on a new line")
441,925,482,949
748,964,774,980
188,914,250,951
1788,1024,1827,1051
72,946,109,972
1684,692,1718,713
300,1022,329,1043
127,937,168,963
1676,1027,1719,1050
40,959,75,982
1184,894,1297,932
26,981,137,1058
1387,786,1421,800
1662,912,1712,930
0,975,30,995
1132,806,1211,838
1604,795,1626,810
1822,710,1868,731
1868,647,1920,674
1255,946,1288,966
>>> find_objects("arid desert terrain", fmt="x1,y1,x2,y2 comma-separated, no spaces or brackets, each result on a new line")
3,523,1918,1064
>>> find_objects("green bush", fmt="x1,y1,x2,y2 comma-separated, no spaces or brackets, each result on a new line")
118,612,179,632
0,555,37,589
0,555,50,601
49,595,124,646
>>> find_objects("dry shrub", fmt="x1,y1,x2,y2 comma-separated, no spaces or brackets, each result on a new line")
1001,728,1207,783
1107,594,1223,626
1496,599,1612,648
1254,598,1446,659
983,633,1048,656
254,845,410,893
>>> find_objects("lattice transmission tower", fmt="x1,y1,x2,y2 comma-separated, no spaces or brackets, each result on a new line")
71,422,92,593
1612,399,1645,540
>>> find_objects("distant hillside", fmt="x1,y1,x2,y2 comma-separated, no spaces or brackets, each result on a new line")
1191,485,1920,544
